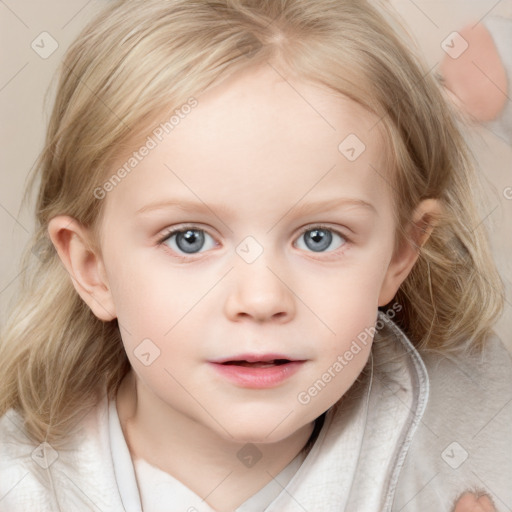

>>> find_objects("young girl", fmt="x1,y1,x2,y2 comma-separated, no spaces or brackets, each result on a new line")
1,1,511,511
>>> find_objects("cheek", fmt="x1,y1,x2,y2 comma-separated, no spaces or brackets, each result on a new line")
307,260,388,329
105,249,188,327
324,302,377,373
302,258,389,383
296,316,375,419
105,257,208,381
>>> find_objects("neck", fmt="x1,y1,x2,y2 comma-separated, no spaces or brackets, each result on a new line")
116,370,316,511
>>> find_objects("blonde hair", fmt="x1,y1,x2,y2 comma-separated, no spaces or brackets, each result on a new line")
0,0,504,447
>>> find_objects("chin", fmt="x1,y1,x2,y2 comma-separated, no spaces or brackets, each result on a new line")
216,415,309,446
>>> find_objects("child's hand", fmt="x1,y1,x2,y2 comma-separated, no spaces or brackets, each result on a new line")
452,492,496,512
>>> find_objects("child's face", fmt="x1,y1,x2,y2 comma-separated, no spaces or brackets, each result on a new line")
94,64,413,443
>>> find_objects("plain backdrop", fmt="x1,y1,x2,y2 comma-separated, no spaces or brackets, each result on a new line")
1,0,511,349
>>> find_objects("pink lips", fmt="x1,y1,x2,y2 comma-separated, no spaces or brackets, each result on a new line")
208,353,306,389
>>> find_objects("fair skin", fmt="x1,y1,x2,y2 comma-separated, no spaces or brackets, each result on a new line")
440,22,507,123
453,492,496,512
48,63,439,511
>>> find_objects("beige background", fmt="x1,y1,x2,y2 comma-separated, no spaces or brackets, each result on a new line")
1,1,511,348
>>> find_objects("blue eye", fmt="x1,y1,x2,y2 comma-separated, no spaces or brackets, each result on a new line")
295,227,346,253
159,225,348,258
160,228,216,255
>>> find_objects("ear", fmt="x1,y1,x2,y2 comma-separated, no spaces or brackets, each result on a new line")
47,215,116,321
378,199,441,307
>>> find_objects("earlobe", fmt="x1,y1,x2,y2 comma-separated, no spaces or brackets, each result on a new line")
378,199,441,307
47,215,116,321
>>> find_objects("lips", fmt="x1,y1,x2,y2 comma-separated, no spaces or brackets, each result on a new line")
209,354,302,366
208,353,306,388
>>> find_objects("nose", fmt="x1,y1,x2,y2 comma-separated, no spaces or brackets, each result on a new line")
223,254,296,324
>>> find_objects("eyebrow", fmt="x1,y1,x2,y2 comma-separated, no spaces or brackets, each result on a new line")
288,197,376,216
135,197,377,217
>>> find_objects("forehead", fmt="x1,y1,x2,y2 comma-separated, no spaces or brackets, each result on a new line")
101,63,394,226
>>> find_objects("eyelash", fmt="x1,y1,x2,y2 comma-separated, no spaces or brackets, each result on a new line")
157,224,351,259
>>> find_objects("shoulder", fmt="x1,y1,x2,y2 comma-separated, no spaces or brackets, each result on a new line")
0,408,52,510
0,395,125,511
393,334,512,511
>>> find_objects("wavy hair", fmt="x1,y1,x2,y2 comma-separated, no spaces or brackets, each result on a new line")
0,0,504,447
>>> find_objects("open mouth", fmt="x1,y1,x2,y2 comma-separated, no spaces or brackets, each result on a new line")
209,357,304,388
220,359,291,368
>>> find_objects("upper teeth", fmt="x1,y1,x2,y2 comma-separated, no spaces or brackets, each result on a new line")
239,361,275,367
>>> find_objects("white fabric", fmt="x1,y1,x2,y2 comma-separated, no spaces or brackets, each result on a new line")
108,399,305,512
1,312,511,511
392,332,512,511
